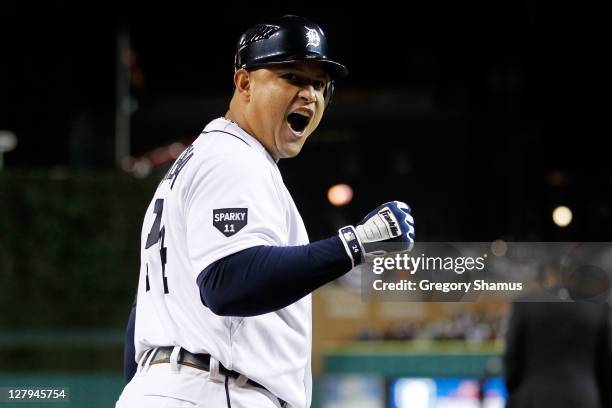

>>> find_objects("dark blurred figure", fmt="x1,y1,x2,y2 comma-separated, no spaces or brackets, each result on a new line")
504,262,612,408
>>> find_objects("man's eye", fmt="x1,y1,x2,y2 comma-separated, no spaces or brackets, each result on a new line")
313,80,326,91
282,74,326,90
282,74,300,82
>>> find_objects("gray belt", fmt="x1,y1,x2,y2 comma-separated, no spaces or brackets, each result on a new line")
144,347,287,407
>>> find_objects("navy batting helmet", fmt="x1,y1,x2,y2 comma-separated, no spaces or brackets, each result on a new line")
234,15,348,106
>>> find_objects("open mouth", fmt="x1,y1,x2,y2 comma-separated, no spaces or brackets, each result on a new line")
287,111,312,134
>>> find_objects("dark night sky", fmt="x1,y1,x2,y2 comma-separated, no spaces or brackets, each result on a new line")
0,2,608,241
0,2,599,159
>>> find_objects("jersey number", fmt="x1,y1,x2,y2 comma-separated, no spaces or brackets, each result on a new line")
145,198,169,294
223,224,235,234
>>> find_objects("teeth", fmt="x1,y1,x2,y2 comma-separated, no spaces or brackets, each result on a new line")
293,111,310,118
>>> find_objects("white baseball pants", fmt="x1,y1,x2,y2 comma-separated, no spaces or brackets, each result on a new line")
115,347,283,408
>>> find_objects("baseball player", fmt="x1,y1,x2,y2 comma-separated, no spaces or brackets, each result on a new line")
116,15,415,408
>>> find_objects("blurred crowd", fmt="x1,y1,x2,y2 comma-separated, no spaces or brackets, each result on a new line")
354,311,505,342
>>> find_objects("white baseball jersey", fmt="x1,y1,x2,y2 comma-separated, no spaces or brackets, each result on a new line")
134,117,312,407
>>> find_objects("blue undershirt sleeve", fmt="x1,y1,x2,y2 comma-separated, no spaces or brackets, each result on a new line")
197,235,351,316
123,296,137,384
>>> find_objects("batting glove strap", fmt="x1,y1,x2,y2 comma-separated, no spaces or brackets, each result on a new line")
338,225,364,268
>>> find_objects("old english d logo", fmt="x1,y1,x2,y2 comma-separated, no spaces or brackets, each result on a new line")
213,208,248,237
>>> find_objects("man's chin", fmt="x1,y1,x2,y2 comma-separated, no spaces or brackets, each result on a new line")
276,138,308,159
278,145,304,159
278,150,300,159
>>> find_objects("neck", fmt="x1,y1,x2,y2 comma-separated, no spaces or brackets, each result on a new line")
225,98,252,136
225,100,280,162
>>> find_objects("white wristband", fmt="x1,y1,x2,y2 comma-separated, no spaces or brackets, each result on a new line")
338,225,363,268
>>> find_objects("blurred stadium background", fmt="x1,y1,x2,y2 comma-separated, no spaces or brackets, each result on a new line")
0,2,607,407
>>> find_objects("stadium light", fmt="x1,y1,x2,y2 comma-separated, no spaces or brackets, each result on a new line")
0,130,18,171
328,183,353,206
552,205,573,228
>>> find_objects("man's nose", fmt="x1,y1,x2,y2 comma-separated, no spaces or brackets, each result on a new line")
298,85,317,103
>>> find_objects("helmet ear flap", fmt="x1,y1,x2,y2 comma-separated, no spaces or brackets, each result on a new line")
324,80,335,110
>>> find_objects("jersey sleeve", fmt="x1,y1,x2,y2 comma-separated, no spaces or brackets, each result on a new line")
183,149,286,279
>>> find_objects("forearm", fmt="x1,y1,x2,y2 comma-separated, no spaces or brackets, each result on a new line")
197,236,351,316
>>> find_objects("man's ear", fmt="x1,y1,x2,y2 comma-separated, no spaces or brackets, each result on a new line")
234,69,251,100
